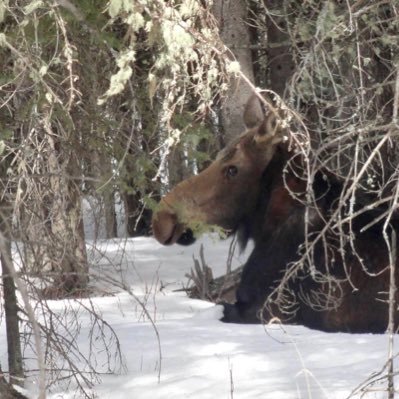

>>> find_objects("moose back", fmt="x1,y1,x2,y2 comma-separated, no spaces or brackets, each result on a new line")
152,96,399,333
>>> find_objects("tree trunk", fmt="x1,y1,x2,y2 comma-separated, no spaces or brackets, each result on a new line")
18,112,89,296
0,164,24,386
212,0,256,142
1,249,23,387
265,0,295,97
0,232,24,387
88,148,117,240
46,130,88,293
103,189,118,239
123,192,152,237
0,365,27,399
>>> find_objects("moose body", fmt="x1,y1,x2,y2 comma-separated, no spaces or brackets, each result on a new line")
152,96,399,333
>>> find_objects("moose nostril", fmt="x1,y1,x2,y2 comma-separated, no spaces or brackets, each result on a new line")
176,228,196,246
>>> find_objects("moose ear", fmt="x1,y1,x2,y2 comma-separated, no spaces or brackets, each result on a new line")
243,93,287,145
243,95,264,128
255,111,279,141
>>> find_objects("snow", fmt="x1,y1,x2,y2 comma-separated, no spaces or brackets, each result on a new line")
1,235,396,398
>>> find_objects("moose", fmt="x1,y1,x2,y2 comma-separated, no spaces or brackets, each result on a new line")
152,95,399,333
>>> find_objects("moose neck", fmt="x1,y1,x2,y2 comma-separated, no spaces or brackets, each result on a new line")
236,146,292,249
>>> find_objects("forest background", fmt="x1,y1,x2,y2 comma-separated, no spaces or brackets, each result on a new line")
1,0,399,398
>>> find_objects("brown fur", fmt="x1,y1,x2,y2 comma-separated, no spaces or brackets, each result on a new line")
152,98,399,333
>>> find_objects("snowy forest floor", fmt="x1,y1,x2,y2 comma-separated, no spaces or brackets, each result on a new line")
1,235,396,398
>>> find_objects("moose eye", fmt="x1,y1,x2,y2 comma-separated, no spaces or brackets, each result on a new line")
225,165,238,178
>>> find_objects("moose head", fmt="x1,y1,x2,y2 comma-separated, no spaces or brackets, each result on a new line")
152,95,289,246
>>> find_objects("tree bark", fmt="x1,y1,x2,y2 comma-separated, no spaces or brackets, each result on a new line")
0,166,24,386
123,192,152,237
0,365,27,399
1,247,24,387
46,131,88,293
88,148,117,240
265,0,295,97
103,189,118,239
212,0,256,142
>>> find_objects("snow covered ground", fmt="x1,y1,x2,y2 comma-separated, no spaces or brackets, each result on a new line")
1,235,397,398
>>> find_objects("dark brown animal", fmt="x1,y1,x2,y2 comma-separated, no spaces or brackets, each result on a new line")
152,96,399,333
